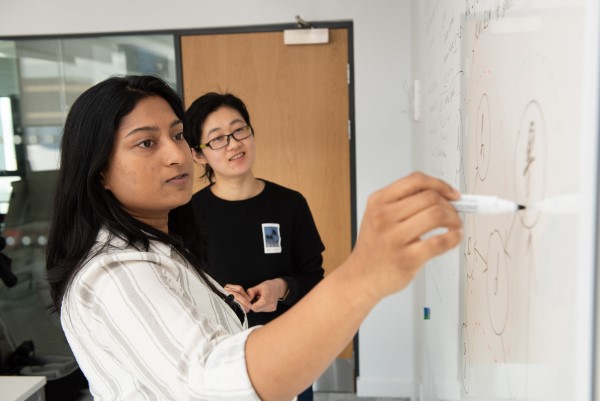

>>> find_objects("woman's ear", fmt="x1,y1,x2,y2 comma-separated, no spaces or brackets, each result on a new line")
192,148,209,165
99,171,111,190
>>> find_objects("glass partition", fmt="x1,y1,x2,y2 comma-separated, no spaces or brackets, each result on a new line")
0,34,177,399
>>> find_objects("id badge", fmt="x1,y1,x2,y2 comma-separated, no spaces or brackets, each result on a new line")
262,223,282,254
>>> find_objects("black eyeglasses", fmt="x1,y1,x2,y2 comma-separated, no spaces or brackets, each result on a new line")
197,125,253,151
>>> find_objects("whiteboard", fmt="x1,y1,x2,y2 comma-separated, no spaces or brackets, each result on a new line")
412,1,599,400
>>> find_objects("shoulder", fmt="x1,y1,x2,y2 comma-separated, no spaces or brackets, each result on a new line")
62,237,196,323
189,186,216,218
91,228,171,260
261,180,306,203
73,231,180,290
191,185,213,202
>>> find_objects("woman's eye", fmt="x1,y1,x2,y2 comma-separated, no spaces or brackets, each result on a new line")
138,140,155,148
174,132,185,141
211,136,226,145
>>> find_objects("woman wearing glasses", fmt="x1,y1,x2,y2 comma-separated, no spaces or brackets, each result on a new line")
48,75,462,401
182,93,325,400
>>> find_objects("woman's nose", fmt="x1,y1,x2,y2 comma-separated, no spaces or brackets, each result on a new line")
226,135,242,149
165,140,188,165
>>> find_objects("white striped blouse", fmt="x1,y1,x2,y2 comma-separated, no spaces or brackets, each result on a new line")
61,229,262,401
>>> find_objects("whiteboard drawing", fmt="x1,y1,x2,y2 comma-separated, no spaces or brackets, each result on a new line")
514,99,547,228
458,8,585,401
412,1,593,400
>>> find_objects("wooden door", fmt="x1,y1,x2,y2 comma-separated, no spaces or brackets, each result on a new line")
180,29,353,358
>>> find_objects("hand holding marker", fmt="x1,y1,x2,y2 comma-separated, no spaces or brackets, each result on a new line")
423,193,524,321
450,194,526,214
451,193,579,215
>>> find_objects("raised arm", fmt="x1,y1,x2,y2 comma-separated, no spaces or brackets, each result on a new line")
245,172,462,401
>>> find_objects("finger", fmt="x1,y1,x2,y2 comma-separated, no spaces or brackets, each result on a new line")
376,229,463,294
376,172,460,205
387,189,458,224
402,227,463,267
395,203,462,245
250,297,267,312
225,284,245,293
225,284,250,299
251,298,277,313
231,293,252,311
226,290,251,304
247,287,261,300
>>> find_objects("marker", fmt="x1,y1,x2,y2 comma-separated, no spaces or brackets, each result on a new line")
450,194,525,214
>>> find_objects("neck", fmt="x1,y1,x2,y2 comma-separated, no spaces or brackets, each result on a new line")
211,175,264,201
132,215,169,234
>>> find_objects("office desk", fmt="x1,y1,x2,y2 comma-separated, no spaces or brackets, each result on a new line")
0,376,46,401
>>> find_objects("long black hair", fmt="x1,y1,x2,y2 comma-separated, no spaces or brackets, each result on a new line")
46,75,216,313
185,92,252,183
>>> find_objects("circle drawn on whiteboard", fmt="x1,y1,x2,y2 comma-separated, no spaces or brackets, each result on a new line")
514,100,547,228
486,230,509,336
475,93,492,181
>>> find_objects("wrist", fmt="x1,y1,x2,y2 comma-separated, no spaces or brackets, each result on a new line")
278,278,290,301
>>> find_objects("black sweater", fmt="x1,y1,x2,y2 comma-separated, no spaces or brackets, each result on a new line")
190,180,325,326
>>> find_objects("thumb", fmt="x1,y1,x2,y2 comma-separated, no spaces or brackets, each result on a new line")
247,286,260,300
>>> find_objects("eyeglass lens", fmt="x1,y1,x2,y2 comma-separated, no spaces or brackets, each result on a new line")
206,126,252,150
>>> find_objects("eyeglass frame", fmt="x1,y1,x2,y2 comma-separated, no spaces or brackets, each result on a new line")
195,125,254,151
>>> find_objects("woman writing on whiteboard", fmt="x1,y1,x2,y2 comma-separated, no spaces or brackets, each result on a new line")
180,92,324,400
46,74,463,401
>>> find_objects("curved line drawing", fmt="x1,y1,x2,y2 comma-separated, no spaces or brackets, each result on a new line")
486,229,510,335
440,70,465,95
514,99,547,228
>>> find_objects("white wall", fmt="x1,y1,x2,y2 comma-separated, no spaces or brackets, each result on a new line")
0,0,414,397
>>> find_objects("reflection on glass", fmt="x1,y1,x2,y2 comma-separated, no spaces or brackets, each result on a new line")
0,97,17,171
0,34,177,390
17,36,176,132
16,35,177,172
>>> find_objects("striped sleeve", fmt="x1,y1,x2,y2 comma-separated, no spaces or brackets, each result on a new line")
61,250,262,401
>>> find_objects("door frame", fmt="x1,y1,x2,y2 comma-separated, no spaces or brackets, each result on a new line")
174,20,360,375
173,19,356,241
